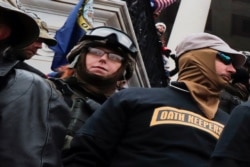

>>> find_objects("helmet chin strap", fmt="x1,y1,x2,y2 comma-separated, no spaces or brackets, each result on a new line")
118,70,127,81
69,54,80,68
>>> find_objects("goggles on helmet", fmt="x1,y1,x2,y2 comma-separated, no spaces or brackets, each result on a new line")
82,26,138,58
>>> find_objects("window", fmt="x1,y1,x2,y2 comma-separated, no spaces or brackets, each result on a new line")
232,14,250,37
232,0,250,3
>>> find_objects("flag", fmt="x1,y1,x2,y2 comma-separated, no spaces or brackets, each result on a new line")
50,0,94,70
151,0,177,16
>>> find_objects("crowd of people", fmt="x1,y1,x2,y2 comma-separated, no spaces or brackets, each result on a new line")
1,0,250,167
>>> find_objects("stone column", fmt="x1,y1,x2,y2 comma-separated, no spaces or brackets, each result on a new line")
167,0,212,80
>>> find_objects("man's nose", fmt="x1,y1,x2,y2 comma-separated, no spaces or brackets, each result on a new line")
99,54,109,60
228,64,236,74
34,41,43,48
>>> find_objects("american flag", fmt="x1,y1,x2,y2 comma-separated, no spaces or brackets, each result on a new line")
151,0,177,15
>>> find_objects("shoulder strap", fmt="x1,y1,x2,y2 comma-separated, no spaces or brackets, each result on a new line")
49,78,76,97
49,78,102,108
49,77,102,136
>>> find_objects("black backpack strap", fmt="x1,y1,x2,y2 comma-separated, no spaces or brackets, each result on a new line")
49,77,101,135
48,78,75,96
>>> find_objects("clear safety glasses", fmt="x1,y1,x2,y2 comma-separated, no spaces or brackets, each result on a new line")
88,47,124,62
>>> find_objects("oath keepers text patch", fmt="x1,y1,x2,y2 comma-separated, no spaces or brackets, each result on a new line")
150,106,224,139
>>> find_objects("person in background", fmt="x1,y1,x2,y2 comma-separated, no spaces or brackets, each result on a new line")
46,26,137,163
241,51,250,74
0,1,70,167
155,22,167,50
219,67,250,113
15,17,57,78
155,22,171,83
218,50,250,114
155,22,167,39
155,22,177,84
241,51,250,91
62,32,246,167
210,101,250,166
210,52,250,167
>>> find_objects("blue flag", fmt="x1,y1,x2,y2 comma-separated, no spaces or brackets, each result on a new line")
50,0,94,70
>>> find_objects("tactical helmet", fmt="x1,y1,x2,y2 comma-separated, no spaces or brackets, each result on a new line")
67,26,138,80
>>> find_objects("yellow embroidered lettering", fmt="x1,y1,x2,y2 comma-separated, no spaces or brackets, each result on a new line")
198,118,203,126
160,111,168,119
179,113,185,121
188,115,194,123
167,111,174,119
203,121,209,128
193,117,198,125
150,107,225,139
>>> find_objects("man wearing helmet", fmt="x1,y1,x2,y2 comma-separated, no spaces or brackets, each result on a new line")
49,26,137,160
0,1,70,167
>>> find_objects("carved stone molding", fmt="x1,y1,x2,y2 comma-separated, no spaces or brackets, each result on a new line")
19,0,150,87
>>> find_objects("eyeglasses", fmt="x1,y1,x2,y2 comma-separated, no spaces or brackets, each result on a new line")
217,52,232,65
88,47,124,62
84,26,137,56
